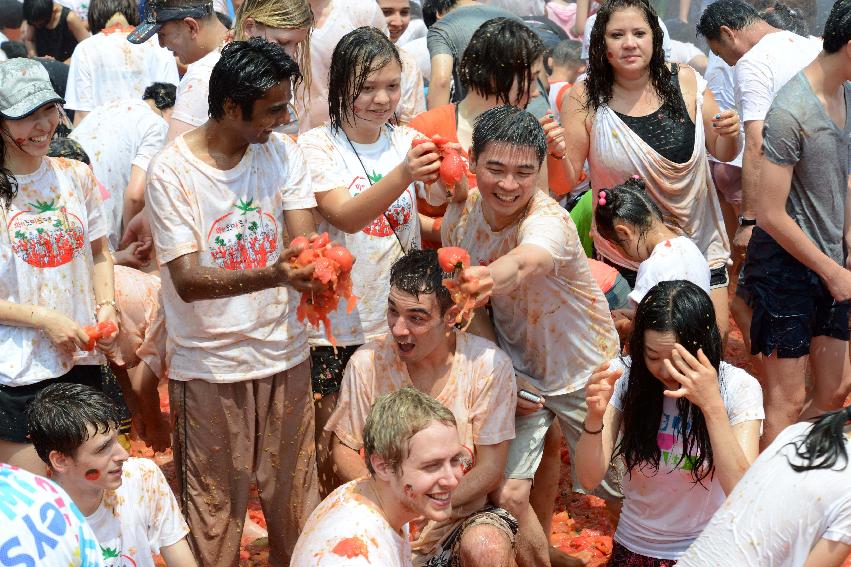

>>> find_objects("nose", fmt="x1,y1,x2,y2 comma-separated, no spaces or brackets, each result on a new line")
439,462,462,490
375,89,391,106
116,442,130,462
623,33,638,48
390,315,409,338
498,175,520,191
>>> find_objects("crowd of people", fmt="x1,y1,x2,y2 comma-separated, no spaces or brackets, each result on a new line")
0,0,849,566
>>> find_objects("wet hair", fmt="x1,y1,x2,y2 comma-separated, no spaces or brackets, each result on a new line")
422,0,457,27
471,105,548,166
390,249,453,315
458,18,546,107
760,2,807,35
208,37,301,121
327,26,401,133
786,407,851,472
0,126,17,208
823,0,851,53
696,0,761,41
551,38,583,68
585,0,685,121
233,0,313,96
0,40,28,59
363,387,457,475
22,0,52,26
27,383,122,464
48,136,90,163
613,280,723,485
0,0,25,28
594,176,664,246
87,0,139,34
143,82,178,109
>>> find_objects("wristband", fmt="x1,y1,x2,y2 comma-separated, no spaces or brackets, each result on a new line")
549,152,566,160
583,421,604,434
738,216,756,227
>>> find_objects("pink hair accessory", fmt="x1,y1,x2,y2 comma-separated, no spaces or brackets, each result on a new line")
632,175,640,181
598,191,607,206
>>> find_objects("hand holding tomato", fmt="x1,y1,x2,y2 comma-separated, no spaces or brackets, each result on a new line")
406,139,442,185
93,307,119,350
455,265,493,308
39,309,90,352
276,248,322,293
585,362,622,425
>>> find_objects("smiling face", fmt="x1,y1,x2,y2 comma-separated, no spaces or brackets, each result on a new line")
351,60,403,128
156,18,205,64
387,287,453,364
643,329,681,390
3,103,60,158
52,424,130,492
229,81,292,144
243,20,309,57
378,0,411,42
472,142,541,229
604,7,654,74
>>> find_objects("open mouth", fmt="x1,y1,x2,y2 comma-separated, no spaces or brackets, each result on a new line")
28,135,49,144
494,192,519,204
427,493,451,507
396,342,415,354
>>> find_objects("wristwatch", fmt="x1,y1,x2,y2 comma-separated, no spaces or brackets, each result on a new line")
738,216,757,227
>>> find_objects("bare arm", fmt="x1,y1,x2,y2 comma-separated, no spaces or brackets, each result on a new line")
160,538,199,567
66,12,90,45
559,82,592,191
459,244,555,304
802,538,851,567
701,88,741,163
331,435,369,482
427,54,453,109
678,0,691,22
574,0,590,35
122,165,147,236
450,442,509,508
703,414,760,494
575,363,623,490
740,120,764,221
23,22,37,57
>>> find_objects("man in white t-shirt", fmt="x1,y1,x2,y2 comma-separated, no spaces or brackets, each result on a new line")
27,383,195,567
64,0,178,125
441,105,619,567
127,0,228,141
293,387,465,567
697,0,821,262
326,248,518,566
145,38,323,566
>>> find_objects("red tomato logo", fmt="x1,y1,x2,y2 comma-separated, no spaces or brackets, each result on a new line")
8,200,85,268
206,198,279,271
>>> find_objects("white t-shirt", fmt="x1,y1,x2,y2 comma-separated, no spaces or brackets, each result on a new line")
705,52,742,167
145,132,316,382
679,421,851,567
397,18,427,46
582,14,671,60
326,332,517,557
56,0,88,19
609,357,764,560
403,36,432,84
734,30,822,123
169,47,222,129
0,157,107,386
85,458,188,567
442,189,619,395
291,479,413,567
64,28,178,112
0,464,105,566
668,40,705,66
397,46,427,125
629,236,711,307
297,124,420,347
70,99,169,249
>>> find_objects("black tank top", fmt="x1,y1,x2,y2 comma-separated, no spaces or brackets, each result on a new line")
614,64,696,164
35,6,78,62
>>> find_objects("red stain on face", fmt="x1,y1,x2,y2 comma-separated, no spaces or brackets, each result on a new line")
84,469,100,481
332,536,370,560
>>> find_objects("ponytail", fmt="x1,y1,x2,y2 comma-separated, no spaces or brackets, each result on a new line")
594,175,664,243
787,407,851,472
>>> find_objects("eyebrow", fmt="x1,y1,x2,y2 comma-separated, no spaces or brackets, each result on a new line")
485,159,537,170
96,438,112,453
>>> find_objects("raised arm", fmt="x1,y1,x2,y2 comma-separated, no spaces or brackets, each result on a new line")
449,442,509,507
575,363,623,490
559,82,593,191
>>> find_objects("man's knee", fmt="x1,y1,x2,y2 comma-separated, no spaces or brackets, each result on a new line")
492,478,531,519
459,523,513,567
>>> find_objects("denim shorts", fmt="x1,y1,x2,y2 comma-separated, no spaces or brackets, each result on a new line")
744,228,850,358
310,345,361,396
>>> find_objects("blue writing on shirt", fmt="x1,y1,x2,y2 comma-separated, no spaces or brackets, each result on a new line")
656,410,698,471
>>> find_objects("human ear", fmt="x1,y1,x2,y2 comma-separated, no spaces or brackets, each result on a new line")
613,222,634,244
184,17,200,38
48,450,72,474
718,25,735,44
370,454,394,482
243,17,257,37
223,98,242,121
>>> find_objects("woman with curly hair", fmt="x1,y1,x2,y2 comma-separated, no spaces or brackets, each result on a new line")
560,0,741,341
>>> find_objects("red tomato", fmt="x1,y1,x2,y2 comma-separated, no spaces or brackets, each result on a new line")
439,149,467,191
411,137,431,148
437,246,471,273
324,246,354,273
311,232,330,250
82,325,97,351
96,321,118,339
296,248,317,267
289,235,310,250
431,134,448,146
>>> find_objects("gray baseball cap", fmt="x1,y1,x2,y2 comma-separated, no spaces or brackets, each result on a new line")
128,0,214,44
0,59,64,120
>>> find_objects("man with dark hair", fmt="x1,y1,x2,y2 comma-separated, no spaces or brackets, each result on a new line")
21,0,89,61
327,248,518,566
26,383,196,566
64,0,178,125
739,0,851,449
144,37,323,566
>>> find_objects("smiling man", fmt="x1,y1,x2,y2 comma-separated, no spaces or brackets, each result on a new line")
27,383,196,567
144,38,322,566
326,249,518,566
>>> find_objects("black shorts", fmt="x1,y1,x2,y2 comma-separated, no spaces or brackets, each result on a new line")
0,365,103,443
744,228,850,358
310,345,361,397
599,255,729,289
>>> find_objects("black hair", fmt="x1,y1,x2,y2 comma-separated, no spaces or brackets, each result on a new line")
613,280,723,485
208,37,301,121
594,176,664,246
422,0,456,27
0,40,28,59
0,126,17,208
471,105,548,165
48,136,90,163
787,407,851,472
760,2,808,35
327,26,401,133
551,38,583,67
22,0,52,25
823,0,851,53
585,0,686,121
27,383,122,464
214,9,232,28
389,248,453,314
87,0,138,33
0,0,25,28
696,0,761,40
143,81,178,110
458,18,546,108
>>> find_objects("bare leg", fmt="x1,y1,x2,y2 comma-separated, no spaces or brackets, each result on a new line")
315,391,340,498
710,285,730,348
531,421,562,535
759,353,809,449
801,336,851,420
493,479,550,567
460,523,515,567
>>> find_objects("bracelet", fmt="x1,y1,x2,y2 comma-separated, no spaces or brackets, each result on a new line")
549,152,566,160
583,421,604,434
95,300,117,315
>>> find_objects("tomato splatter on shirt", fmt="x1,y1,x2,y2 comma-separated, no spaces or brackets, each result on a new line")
332,536,370,561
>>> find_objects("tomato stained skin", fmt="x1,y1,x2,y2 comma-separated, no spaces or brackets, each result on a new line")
84,469,100,481
437,246,471,273
431,134,448,146
82,320,119,350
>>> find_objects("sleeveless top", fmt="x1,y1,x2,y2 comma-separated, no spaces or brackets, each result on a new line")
35,7,78,62
588,66,730,271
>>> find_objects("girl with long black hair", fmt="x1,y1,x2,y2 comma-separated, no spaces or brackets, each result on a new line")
575,280,763,565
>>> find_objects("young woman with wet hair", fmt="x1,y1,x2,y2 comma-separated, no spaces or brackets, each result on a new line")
576,280,763,566
297,26,440,496
679,406,851,566
560,0,741,342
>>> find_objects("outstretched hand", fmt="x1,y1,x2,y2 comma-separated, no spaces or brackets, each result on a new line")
585,361,622,422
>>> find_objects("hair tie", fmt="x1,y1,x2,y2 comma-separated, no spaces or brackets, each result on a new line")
598,191,607,206
631,175,640,181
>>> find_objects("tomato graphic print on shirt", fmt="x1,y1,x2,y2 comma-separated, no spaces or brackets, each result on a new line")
101,544,138,566
349,171,413,238
8,199,86,268
206,198,279,270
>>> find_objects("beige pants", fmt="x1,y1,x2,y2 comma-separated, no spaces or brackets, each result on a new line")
170,361,319,567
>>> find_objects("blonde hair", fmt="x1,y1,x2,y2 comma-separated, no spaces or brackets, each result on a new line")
233,0,313,95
